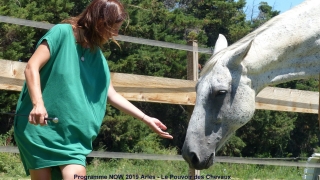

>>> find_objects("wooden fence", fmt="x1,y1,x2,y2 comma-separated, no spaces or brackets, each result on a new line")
0,59,318,113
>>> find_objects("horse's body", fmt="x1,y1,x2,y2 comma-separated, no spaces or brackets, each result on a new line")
182,0,320,170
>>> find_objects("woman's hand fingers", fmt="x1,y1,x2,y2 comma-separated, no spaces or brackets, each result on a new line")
28,104,48,126
152,119,167,130
145,116,173,139
29,113,48,126
39,114,48,126
28,114,36,125
159,131,173,139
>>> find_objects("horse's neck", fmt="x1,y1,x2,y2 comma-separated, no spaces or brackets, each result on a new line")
244,0,320,93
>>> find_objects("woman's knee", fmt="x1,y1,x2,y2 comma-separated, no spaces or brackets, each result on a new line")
60,164,86,180
30,168,51,180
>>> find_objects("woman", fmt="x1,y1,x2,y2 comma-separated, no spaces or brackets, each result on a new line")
14,0,173,179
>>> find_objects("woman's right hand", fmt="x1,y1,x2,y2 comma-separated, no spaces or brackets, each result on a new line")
29,100,48,126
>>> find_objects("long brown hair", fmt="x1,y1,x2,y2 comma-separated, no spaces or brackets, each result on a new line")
63,0,128,50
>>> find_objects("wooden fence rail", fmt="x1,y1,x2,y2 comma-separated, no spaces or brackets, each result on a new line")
0,59,318,113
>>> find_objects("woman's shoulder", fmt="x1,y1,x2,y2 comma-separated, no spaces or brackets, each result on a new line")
50,23,72,33
38,23,74,50
43,23,73,41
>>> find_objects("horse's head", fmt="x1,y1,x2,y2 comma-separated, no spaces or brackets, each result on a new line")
182,34,256,169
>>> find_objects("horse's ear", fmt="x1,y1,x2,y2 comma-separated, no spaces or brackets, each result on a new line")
213,34,228,55
227,39,253,69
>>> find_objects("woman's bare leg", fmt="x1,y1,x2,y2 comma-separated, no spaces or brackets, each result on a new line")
30,168,51,180
60,164,86,180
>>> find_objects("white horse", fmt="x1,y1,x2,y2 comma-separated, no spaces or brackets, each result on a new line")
181,0,320,170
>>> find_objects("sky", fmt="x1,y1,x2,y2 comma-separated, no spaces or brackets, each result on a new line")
242,0,305,19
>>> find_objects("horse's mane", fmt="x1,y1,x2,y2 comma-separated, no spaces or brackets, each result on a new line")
199,6,292,77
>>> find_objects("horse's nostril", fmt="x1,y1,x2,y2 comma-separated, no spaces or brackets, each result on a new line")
190,152,200,165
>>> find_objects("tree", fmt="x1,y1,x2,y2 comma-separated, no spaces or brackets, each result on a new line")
181,0,250,46
277,79,320,157
0,90,19,143
237,110,297,157
249,1,280,30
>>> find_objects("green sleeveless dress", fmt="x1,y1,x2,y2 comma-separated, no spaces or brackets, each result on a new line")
14,24,110,179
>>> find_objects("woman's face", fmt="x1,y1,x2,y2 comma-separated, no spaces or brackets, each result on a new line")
110,22,123,36
99,20,123,43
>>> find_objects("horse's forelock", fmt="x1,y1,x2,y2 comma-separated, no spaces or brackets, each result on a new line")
199,50,225,77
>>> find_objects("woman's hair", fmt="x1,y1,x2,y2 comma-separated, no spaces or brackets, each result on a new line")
63,0,128,50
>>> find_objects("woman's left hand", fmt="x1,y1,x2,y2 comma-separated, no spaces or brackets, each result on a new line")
143,115,173,139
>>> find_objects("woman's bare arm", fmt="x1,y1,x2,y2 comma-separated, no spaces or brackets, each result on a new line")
107,81,173,139
24,41,50,126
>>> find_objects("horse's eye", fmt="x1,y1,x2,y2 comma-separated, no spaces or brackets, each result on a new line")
215,90,227,97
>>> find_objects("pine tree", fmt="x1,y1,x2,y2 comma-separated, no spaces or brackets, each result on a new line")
181,0,250,46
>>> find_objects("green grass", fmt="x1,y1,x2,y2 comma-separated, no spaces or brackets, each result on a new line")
86,158,304,180
0,153,28,179
0,153,305,180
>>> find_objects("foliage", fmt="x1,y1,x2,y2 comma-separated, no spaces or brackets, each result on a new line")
0,91,19,138
106,0,204,79
277,79,320,157
132,133,178,154
0,129,24,176
0,0,74,61
249,1,280,30
93,104,153,152
182,0,250,45
237,110,297,158
288,113,319,157
0,152,24,176
218,134,246,157
130,102,189,152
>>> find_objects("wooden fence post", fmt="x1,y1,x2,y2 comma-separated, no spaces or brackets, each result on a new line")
187,40,198,81
187,40,200,179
